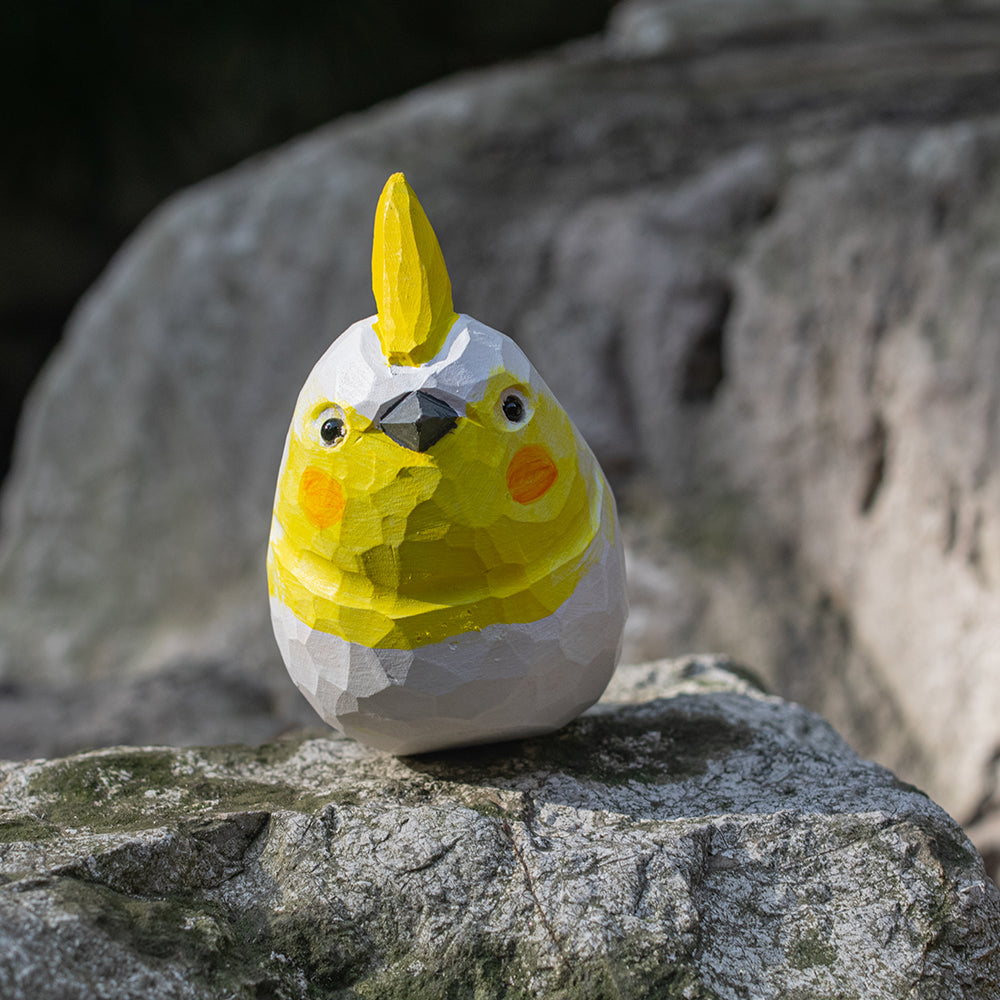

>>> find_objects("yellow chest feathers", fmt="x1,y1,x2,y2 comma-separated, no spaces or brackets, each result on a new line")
267,367,612,650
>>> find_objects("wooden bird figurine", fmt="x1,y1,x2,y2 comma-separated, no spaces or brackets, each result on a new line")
267,173,627,754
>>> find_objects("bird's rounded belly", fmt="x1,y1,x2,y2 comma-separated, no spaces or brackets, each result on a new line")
268,452,612,651
269,521,627,754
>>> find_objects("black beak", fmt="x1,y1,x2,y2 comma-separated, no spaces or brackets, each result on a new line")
378,390,459,452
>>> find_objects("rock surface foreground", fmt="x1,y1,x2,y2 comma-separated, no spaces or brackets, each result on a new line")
1,658,997,999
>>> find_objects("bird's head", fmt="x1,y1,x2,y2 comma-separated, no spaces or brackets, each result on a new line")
267,174,612,649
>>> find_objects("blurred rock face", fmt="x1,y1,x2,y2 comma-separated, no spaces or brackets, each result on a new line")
0,0,618,484
2,0,1000,834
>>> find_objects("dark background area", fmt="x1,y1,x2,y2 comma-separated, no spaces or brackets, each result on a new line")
0,0,618,485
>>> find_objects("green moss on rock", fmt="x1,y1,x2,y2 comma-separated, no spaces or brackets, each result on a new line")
789,928,838,970
198,730,326,770
25,747,336,835
54,877,244,978
0,816,58,843
352,939,533,1000
2,673,998,999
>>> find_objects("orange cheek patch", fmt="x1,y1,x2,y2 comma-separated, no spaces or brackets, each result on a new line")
507,445,558,504
299,466,345,528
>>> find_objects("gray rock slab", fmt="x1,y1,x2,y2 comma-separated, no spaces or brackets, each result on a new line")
1,657,997,999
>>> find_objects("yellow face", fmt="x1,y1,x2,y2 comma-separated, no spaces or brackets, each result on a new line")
268,173,614,651
267,357,611,649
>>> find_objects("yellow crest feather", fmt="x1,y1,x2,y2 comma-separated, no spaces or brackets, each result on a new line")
371,173,458,366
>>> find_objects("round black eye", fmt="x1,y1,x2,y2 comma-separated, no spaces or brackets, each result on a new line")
320,417,344,444
502,394,524,423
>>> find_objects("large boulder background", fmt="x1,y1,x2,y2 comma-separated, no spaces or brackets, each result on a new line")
0,0,616,484
2,0,1000,862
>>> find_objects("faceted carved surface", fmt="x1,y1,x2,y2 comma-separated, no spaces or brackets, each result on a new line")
377,389,458,452
267,175,628,753
267,317,616,654
271,529,627,754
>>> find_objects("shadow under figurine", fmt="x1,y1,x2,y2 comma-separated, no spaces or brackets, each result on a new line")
267,173,627,754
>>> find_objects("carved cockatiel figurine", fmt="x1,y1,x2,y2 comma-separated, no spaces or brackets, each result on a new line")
267,173,627,754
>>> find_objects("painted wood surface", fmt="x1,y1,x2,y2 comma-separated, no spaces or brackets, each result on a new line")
267,173,627,753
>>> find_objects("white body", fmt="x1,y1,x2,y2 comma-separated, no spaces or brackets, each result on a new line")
271,515,627,755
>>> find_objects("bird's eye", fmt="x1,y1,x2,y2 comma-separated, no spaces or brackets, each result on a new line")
321,418,344,443
315,405,347,446
501,393,525,423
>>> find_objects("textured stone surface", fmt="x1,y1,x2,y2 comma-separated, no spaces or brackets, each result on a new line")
1,657,998,1000
3,0,1000,855
694,123,1000,814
